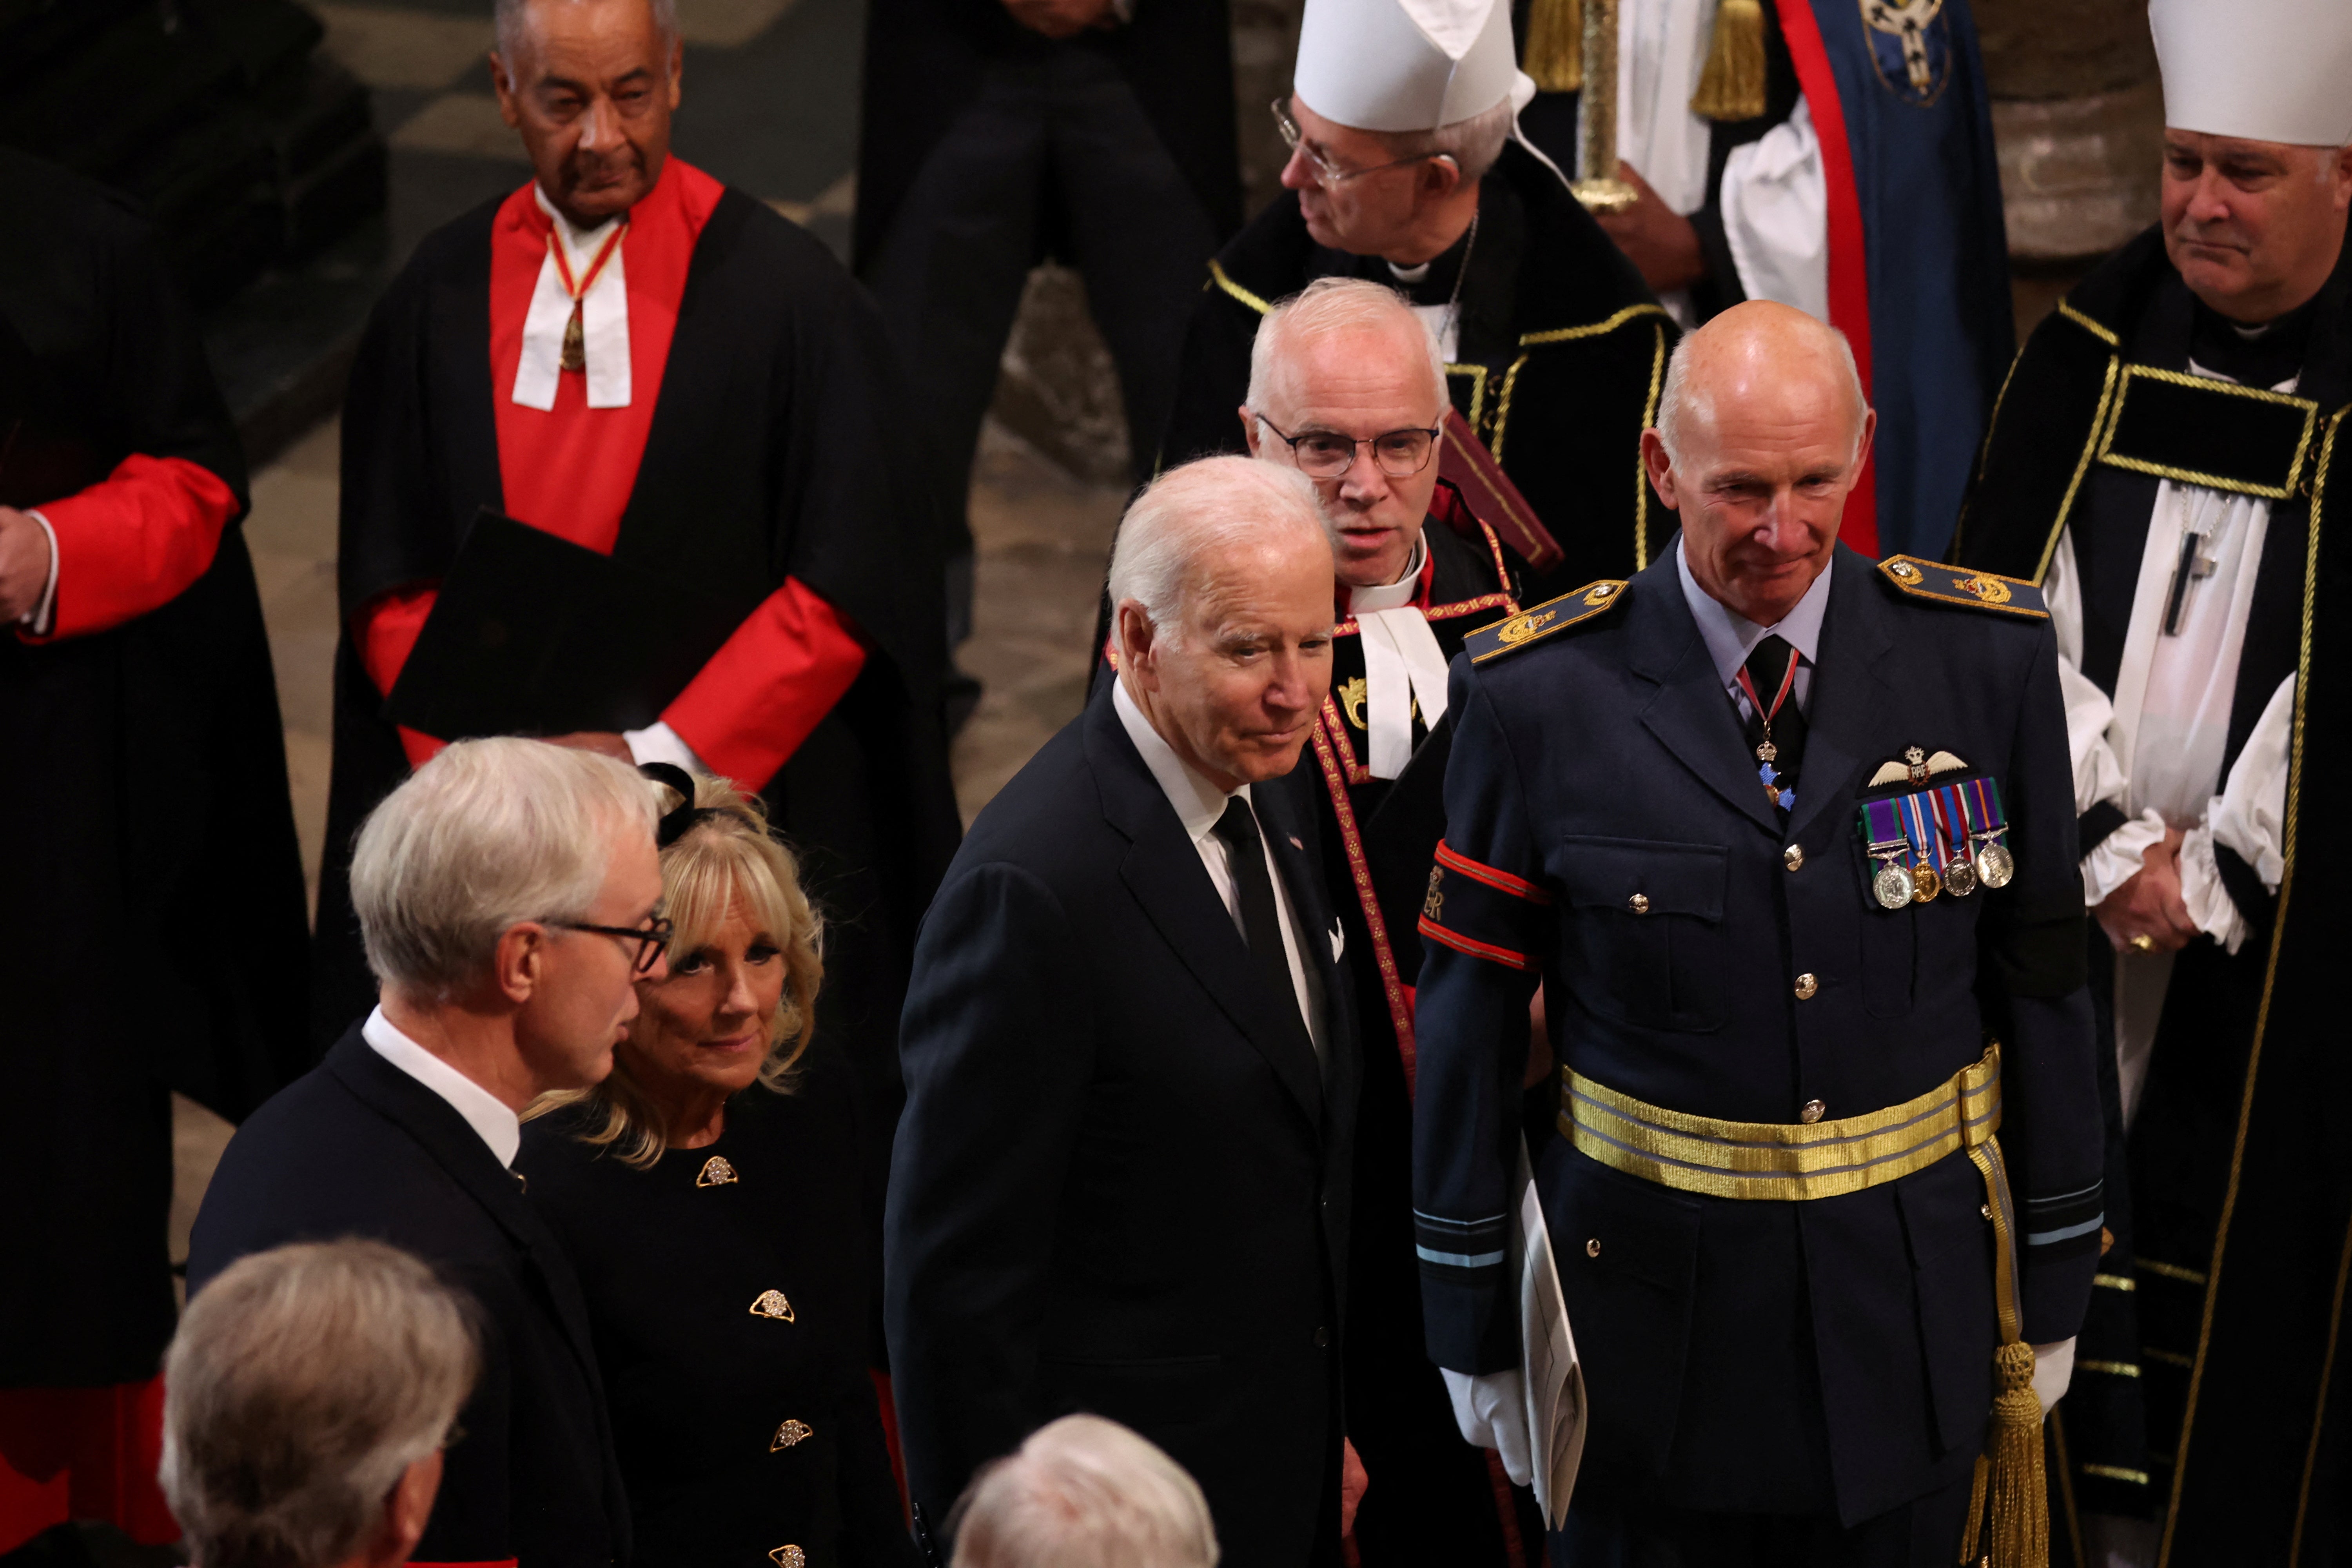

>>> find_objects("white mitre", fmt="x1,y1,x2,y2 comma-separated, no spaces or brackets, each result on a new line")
2150,0,2352,147
1292,0,1534,133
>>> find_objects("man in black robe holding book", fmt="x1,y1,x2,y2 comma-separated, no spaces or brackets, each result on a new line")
316,0,959,1132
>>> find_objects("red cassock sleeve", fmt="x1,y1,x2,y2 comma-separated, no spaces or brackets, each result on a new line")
356,584,448,770
354,576,864,789
663,577,868,793
20,454,239,642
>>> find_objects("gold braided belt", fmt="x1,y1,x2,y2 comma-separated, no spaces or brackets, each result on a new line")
1559,1046,2002,1202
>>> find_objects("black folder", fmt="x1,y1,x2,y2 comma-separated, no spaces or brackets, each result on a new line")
383,508,759,740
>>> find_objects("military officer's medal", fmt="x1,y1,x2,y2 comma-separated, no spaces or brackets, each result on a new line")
1857,768,2017,911
1735,645,1802,812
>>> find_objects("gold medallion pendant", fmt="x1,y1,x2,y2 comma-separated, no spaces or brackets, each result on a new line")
1910,863,1941,903
695,1155,739,1187
1873,861,1916,911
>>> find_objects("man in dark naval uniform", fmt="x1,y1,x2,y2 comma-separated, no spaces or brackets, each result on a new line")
317,0,959,1139
1160,0,1673,596
0,147,309,1546
1415,302,2103,1564
1245,277,1539,1565
1955,0,2352,1557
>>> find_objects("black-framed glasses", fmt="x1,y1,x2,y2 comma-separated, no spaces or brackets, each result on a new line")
555,915,673,975
1271,98,1445,186
1256,416,1442,479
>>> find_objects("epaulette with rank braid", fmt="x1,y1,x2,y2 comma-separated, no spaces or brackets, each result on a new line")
1875,556,2048,620
1465,579,1628,663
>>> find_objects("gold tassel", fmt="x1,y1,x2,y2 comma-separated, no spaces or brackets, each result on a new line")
1956,1454,1989,1564
1688,0,1767,121
1523,0,1582,93
1959,1339,2049,1568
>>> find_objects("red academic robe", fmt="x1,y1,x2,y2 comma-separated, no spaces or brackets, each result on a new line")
352,159,867,784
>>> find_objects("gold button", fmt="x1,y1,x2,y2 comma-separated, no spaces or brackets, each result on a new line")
1793,973,1818,1000
1585,1238,1601,1258
1784,844,1804,872
1628,893,1650,915
1800,1099,1825,1123
1982,1204,1995,1221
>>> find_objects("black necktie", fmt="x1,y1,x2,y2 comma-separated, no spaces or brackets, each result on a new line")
1210,797,1311,1048
1741,633,1808,804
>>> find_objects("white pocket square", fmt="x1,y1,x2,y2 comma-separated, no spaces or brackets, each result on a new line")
1329,923,1346,961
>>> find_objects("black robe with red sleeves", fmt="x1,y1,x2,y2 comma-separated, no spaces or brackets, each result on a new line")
316,182,962,1135
0,148,311,1392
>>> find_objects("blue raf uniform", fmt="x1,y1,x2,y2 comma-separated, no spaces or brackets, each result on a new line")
1411,543,2105,1559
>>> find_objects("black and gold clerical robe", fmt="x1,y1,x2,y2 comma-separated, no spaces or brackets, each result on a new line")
1275,488,1543,1566
1159,141,1675,600
1957,223,2352,1564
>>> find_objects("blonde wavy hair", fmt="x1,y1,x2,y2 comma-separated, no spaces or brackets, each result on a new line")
530,775,824,1167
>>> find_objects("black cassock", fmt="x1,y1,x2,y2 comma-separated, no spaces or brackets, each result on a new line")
1957,226,2352,1563
317,187,962,1134
1157,141,1673,600
1270,498,1545,1566
0,149,309,1389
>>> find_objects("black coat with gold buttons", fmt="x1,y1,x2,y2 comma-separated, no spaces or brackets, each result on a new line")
520,1042,919,1568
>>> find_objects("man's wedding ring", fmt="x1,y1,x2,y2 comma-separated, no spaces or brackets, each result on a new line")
2130,933,2156,953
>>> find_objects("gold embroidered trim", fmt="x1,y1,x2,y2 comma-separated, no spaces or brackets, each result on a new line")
2079,1359,2141,1378
1207,260,1273,316
2081,1464,2152,1486
1448,362,1490,429
2163,408,2336,1568
1489,353,1530,461
2038,354,2122,583
2092,1272,2137,1291
1560,1047,1999,1201
2146,1347,2194,1369
2138,1258,2207,1285
2094,364,2320,501
2292,1215,2352,1557
2057,299,2121,347
1309,718,1417,1070
1635,323,1667,571
1518,301,1673,346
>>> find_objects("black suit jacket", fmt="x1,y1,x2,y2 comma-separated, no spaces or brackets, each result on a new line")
187,1027,630,1568
887,682,1359,1568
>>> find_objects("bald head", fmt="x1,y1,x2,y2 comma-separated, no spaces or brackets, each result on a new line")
1643,302,1875,626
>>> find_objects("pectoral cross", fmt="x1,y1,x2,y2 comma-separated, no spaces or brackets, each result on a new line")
2161,522,2217,636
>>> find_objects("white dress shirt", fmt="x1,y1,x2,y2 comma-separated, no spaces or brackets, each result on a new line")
2043,357,2296,1127
363,1004,523,1168
1347,534,1453,780
1675,537,1833,720
1113,677,1330,1065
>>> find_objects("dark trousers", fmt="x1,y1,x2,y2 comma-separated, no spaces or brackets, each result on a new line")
1555,1467,1978,1568
860,45,1217,644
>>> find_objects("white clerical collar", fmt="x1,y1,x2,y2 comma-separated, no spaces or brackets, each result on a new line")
1113,676,1245,846
1675,537,1834,688
1347,532,1428,614
363,1005,523,1168
512,184,633,412
1388,258,1432,285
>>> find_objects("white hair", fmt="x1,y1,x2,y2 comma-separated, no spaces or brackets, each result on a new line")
162,1241,479,1568
950,1415,1220,1568
1245,275,1448,420
350,736,658,998
1106,455,1330,636
1377,95,1517,185
1654,321,1869,469
495,0,679,60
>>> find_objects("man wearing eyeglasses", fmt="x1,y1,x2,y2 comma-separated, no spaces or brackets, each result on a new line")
191,737,666,1568
1244,276,1543,1564
1159,0,1671,602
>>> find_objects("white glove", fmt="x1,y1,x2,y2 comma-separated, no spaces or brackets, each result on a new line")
1442,1367,1533,1486
2031,1338,2076,1413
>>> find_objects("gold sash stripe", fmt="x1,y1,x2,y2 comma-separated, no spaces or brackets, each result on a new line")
1561,1048,2001,1202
